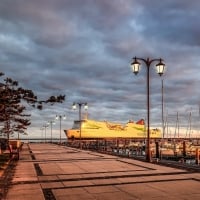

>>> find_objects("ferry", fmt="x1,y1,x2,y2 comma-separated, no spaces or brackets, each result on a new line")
64,118,162,139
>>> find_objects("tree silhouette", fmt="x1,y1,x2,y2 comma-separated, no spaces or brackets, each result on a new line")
0,72,65,142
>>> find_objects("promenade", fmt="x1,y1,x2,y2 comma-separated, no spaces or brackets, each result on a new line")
2,143,200,200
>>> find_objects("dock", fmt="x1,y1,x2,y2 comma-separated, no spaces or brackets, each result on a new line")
2,143,200,199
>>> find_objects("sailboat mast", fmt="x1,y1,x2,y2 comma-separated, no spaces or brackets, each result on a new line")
174,111,179,138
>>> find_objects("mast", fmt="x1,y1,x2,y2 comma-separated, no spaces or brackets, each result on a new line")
165,110,168,138
189,111,192,138
174,111,179,138
185,111,192,138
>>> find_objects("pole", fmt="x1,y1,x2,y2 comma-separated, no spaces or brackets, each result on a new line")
131,57,165,162
79,104,82,149
162,79,165,138
146,62,151,162
41,128,43,143
45,126,46,143
72,102,88,149
60,116,61,144
51,122,52,143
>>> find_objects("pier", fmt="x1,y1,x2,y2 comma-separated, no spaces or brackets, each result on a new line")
1,143,200,199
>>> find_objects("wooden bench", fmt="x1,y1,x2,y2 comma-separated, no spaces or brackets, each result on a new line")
9,140,23,160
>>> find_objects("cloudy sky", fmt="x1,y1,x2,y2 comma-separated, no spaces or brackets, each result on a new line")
1,0,200,139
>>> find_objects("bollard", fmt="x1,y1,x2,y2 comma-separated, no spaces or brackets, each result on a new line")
182,141,186,157
155,141,160,159
117,139,119,154
150,150,154,162
195,148,200,165
104,140,107,152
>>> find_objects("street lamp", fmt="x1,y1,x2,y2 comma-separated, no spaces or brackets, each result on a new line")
55,115,66,144
47,120,55,143
43,124,49,143
40,127,44,143
131,57,165,162
72,102,88,149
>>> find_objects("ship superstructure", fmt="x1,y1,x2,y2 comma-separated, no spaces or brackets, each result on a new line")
64,118,161,139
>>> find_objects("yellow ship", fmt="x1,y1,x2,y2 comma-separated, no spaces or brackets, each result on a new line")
64,118,162,139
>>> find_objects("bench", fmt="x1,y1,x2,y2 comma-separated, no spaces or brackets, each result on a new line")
8,140,23,160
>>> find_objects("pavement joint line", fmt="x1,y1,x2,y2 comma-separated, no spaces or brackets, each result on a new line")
18,157,141,163
31,153,36,160
10,170,193,186
17,159,113,163
117,159,155,170
87,152,105,157
30,151,80,154
34,163,43,176
42,188,56,200
193,178,200,182
30,177,197,191
38,169,149,175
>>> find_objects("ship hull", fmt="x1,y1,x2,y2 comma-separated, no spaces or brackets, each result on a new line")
64,119,162,139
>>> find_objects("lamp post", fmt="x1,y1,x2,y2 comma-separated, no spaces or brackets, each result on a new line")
43,124,49,143
40,127,44,143
131,57,165,162
72,102,88,149
55,115,66,144
47,120,55,143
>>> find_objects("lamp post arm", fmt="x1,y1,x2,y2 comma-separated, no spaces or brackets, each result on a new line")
135,57,162,67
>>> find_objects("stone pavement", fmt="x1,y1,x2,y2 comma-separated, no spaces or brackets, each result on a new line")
3,143,200,200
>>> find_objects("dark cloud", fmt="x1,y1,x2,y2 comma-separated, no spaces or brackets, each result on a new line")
136,0,200,46
0,0,200,138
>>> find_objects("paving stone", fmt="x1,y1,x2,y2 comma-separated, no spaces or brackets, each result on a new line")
1,143,200,200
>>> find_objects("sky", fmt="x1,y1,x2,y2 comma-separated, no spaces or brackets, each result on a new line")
1,0,200,139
